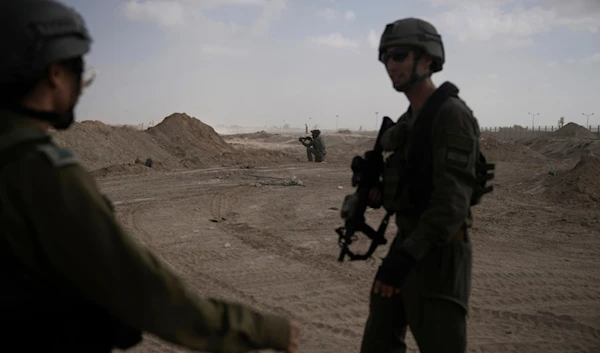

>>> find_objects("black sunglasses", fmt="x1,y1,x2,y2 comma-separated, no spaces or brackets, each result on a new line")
379,49,410,64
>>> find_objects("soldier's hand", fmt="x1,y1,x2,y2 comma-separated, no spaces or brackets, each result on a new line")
373,280,401,298
373,251,416,298
286,319,300,353
368,187,382,206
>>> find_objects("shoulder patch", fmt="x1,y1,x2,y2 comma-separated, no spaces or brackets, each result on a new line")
36,144,78,168
446,133,474,153
444,133,475,169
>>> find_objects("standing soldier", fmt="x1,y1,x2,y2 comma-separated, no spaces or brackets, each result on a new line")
359,17,493,353
0,1,299,352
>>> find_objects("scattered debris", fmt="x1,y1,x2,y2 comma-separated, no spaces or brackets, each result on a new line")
282,176,304,186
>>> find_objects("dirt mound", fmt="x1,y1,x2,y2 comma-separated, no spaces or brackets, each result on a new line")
543,154,600,204
52,113,302,176
51,120,177,171
522,137,600,160
146,113,233,160
480,136,545,162
552,122,598,139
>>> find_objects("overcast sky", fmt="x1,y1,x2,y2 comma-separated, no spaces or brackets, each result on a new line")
62,0,599,130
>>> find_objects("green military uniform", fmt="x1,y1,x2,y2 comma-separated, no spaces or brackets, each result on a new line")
0,1,291,352
0,111,291,352
301,130,326,162
361,96,479,353
0,110,291,351
358,17,492,353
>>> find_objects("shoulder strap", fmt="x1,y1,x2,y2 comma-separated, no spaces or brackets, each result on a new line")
412,81,459,132
407,81,459,167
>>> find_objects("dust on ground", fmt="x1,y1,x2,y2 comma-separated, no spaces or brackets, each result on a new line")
55,117,599,353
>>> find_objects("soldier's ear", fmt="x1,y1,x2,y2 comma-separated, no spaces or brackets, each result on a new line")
420,52,434,74
46,63,65,89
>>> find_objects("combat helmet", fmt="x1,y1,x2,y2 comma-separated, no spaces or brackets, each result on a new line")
379,18,444,93
0,0,92,129
379,18,444,72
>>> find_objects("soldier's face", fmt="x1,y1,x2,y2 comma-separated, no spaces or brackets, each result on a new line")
48,61,83,112
49,57,95,113
381,46,415,88
382,46,433,90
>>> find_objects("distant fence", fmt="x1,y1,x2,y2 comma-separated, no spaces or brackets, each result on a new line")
481,125,600,141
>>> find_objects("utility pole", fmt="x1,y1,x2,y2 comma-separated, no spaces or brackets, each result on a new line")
336,114,339,131
528,112,539,130
582,112,594,129
375,111,379,131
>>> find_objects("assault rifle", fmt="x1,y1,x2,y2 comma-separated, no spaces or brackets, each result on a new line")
335,116,396,262
298,136,312,142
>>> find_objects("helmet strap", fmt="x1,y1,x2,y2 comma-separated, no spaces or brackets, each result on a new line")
393,50,431,92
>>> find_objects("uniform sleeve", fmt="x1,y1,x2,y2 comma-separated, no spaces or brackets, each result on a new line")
400,101,479,260
19,153,290,353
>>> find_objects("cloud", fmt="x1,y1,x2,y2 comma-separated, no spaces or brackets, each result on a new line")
121,0,286,35
250,0,287,35
343,10,356,21
475,73,499,80
307,33,359,48
429,0,599,46
367,29,379,49
433,4,554,41
581,52,600,64
316,8,337,20
121,0,185,27
316,8,356,21
201,46,249,57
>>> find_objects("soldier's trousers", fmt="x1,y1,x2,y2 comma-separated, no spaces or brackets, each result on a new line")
307,147,325,162
359,231,472,353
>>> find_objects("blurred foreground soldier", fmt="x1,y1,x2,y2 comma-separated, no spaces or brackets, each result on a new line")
0,1,299,352
359,18,494,353
299,129,326,162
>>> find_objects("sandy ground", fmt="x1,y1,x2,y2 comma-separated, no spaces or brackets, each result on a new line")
51,114,599,352
91,151,599,352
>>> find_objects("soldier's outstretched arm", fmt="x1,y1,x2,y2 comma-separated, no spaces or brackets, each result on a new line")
399,101,479,260
20,150,292,353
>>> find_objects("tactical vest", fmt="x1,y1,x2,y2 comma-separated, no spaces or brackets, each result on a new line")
383,82,494,215
0,128,142,352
